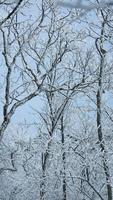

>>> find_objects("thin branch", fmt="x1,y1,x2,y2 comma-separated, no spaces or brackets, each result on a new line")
0,0,23,27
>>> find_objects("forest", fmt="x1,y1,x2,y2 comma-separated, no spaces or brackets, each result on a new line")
0,0,113,200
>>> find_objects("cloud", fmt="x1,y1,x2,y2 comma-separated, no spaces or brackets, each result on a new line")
57,1,113,10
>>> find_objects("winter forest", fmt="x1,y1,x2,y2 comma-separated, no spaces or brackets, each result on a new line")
1,0,113,200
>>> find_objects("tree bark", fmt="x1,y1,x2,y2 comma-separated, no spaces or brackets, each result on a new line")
61,115,67,200
96,51,112,200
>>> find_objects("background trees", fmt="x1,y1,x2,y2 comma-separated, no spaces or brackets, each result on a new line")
1,0,113,200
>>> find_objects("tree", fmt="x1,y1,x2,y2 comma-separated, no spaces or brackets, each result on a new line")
95,10,112,200
0,0,72,142
1,0,113,200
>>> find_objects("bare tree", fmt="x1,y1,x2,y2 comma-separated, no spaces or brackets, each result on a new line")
95,10,112,200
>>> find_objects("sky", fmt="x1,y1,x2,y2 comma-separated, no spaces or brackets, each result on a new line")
0,0,113,140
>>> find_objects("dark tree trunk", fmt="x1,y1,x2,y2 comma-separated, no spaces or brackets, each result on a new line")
96,54,112,200
61,115,67,200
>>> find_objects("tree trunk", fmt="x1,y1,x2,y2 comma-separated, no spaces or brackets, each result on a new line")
40,149,49,200
61,115,67,200
96,53,112,200
40,154,46,200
